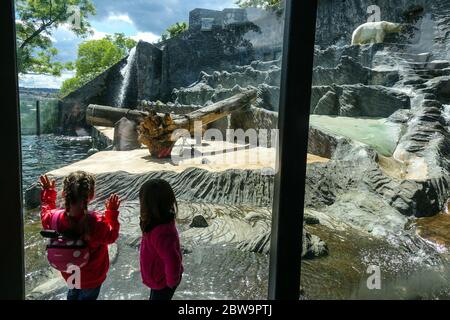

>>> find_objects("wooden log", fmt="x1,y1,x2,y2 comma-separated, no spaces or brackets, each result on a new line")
179,89,257,131
86,106,149,127
87,90,257,158
87,90,256,129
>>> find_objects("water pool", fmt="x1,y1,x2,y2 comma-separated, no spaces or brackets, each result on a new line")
21,135,92,189
309,115,403,156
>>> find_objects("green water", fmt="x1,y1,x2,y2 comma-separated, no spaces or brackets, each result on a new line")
310,115,403,156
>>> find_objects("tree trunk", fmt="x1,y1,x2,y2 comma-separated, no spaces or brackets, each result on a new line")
86,90,257,158
86,106,149,127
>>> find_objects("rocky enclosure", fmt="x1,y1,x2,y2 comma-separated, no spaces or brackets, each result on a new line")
27,0,450,299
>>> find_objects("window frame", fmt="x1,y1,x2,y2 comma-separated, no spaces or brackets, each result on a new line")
1,0,318,301
1,0,26,300
268,0,318,300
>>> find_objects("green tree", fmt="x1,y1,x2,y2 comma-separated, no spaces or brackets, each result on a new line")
105,33,137,52
161,22,188,41
60,33,136,97
16,0,96,76
235,0,282,10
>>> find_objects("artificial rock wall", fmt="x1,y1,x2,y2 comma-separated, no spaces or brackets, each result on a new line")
58,7,284,134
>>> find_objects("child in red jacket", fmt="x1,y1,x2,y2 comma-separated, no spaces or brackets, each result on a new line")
39,171,121,300
139,179,183,300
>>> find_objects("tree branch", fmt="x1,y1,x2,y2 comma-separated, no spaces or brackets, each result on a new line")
19,10,68,50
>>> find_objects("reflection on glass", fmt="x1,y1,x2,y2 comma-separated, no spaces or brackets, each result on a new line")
304,0,450,299
18,0,284,300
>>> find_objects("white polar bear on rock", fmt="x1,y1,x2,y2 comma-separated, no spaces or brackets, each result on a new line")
351,21,403,45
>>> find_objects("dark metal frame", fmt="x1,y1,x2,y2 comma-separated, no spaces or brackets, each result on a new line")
268,0,318,300
1,0,318,301
1,0,25,300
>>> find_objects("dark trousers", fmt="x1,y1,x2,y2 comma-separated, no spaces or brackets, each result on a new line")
149,286,177,300
67,286,101,300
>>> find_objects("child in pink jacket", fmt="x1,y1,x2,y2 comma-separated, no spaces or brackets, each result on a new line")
139,179,183,300
39,172,120,300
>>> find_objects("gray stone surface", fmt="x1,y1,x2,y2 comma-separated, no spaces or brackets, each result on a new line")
394,98,450,179
422,76,450,104
190,215,209,228
172,60,281,112
59,42,158,134
237,226,329,259
313,44,384,69
427,60,450,70
313,56,399,87
136,42,163,102
307,126,344,159
113,118,141,151
228,107,278,141
338,85,410,117
60,7,284,134
160,8,283,100
25,184,41,210
29,0,450,300
315,0,450,59
313,90,339,115
311,84,410,117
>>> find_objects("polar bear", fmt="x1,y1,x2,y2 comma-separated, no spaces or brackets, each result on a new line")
351,21,403,45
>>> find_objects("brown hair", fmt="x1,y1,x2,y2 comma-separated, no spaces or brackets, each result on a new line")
139,179,177,233
63,171,95,239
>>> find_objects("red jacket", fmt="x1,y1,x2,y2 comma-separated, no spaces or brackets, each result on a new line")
40,189,120,289
140,220,183,290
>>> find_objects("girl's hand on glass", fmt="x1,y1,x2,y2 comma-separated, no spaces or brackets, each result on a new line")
39,175,56,191
105,193,121,211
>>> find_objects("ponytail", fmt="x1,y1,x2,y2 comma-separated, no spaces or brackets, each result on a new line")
63,171,95,239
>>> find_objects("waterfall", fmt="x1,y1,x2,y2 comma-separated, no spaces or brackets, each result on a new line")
115,47,137,107
443,105,450,128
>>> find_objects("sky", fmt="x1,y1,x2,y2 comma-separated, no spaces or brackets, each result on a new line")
19,0,237,89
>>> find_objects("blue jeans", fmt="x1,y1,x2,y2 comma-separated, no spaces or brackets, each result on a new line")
67,286,101,300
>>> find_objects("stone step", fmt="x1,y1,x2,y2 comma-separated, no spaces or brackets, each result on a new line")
433,12,450,18
402,78,427,86
201,68,281,90
394,52,432,63
173,82,280,110
435,37,450,43
235,60,281,72
412,72,435,79
427,60,450,70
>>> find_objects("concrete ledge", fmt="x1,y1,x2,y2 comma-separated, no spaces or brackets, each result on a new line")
48,138,328,177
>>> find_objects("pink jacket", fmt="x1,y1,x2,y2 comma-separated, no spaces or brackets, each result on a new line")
140,220,183,290
41,189,120,289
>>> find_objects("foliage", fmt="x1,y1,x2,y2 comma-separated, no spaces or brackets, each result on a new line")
235,0,282,10
104,33,137,53
59,33,136,97
161,22,188,41
16,0,96,75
